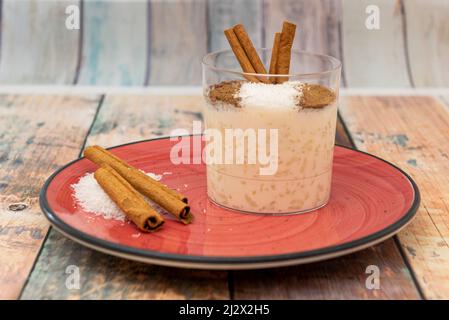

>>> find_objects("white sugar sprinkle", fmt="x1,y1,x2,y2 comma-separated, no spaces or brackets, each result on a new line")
237,81,304,109
72,171,162,221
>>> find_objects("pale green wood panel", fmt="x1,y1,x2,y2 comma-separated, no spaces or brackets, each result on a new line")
342,0,411,87
264,0,342,60
148,0,208,85
404,0,449,87
208,0,263,51
77,0,148,86
0,0,80,84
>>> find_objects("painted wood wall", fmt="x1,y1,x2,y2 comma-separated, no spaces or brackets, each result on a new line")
0,0,447,87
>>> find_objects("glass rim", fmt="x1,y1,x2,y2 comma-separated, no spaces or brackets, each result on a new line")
202,48,342,78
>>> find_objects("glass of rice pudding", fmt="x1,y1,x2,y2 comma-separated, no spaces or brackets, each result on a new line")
202,49,341,215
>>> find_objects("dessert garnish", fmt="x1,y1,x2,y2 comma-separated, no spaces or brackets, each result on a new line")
268,32,281,83
207,81,335,109
225,21,296,83
78,145,192,231
298,84,336,108
224,25,263,83
207,80,243,107
73,170,163,221
94,164,165,232
212,21,335,109
270,22,296,83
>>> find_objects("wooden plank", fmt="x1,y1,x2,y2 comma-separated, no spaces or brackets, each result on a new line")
233,239,420,299
0,0,80,84
341,0,411,87
77,0,148,86
232,116,421,300
208,0,263,51
21,230,228,300
403,0,449,86
264,0,342,61
0,94,101,299
85,95,204,147
339,95,449,299
21,94,229,299
147,0,208,85
21,94,420,299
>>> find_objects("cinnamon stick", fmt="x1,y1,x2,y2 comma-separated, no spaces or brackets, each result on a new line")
276,21,296,83
85,145,186,202
233,24,269,83
94,165,164,232
224,28,260,83
268,32,281,84
84,145,192,224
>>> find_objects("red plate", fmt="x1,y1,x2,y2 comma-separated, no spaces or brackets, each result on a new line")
40,136,419,269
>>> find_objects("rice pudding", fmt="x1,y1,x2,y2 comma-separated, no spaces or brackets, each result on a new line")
204,80,337,214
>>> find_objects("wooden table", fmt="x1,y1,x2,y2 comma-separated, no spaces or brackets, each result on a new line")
1,88,449,300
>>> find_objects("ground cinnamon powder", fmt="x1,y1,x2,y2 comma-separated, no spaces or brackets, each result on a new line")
207,80,244,107
297,83,336,108
207,80,336,109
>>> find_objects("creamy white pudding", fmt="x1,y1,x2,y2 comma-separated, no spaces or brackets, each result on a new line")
204,81,337,214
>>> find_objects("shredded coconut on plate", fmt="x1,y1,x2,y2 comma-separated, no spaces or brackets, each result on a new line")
71,171,162,221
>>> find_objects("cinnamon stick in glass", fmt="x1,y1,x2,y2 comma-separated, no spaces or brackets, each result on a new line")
224,28,260,83
269,32,281,84
276,21,296,83
233,24,269,83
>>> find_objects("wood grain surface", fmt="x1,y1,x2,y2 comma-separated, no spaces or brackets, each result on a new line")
0,0,80,84
0,1,446,87
233,239,420,299
208,0,263,51
0,94,101,299
404,0,449,87
1,0,448,301
264,0,342,59
20,94,230,300
85,94,204,147
77,0,148,85
341,0,411,87
18,93,422,299
21,230,229,300
147,0,208,85
339,95,449,299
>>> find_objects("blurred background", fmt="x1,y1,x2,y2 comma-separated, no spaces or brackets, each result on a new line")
0,0,447,87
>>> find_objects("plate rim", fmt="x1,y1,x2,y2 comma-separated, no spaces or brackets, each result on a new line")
39,136,421,268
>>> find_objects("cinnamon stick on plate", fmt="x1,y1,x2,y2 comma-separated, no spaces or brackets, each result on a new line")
94,165,164,232
84,145,192,224
276,21,297,83
85,145,186,202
